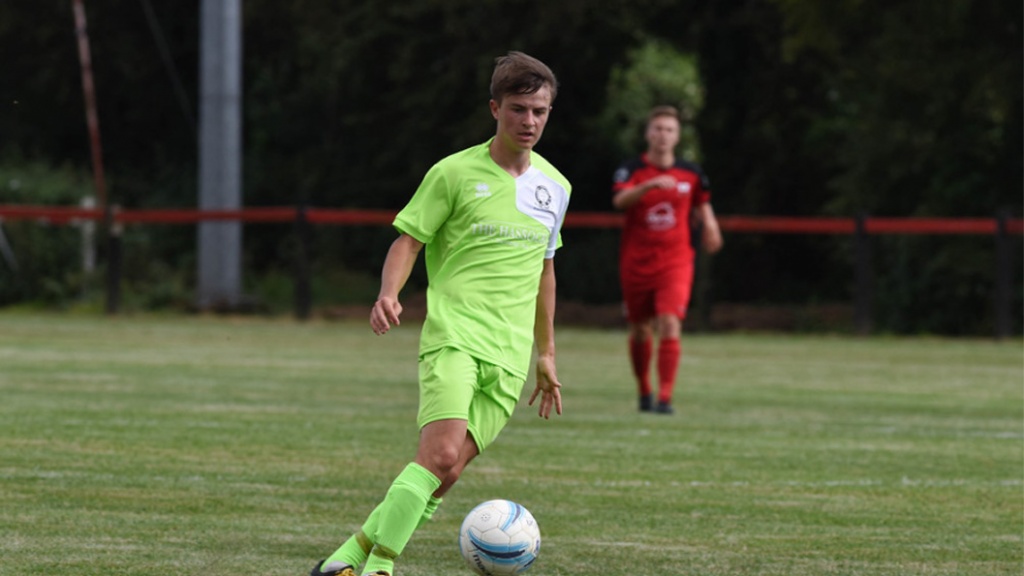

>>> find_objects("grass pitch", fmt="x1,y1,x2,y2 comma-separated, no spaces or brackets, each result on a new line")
0,313,1021,575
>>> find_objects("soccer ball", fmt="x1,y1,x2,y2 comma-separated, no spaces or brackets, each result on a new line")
458,499,541,576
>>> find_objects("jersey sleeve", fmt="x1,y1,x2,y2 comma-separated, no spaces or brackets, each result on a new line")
694,167,712,206
612,160,638,195
546,185,570,259
393,162,454,243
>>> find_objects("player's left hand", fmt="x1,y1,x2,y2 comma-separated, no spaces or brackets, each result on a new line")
702,221,723,254
529,354,562,419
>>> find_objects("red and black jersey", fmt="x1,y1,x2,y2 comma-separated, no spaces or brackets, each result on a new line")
612,153,712,283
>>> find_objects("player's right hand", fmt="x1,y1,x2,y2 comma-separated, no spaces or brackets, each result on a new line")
529,354,563,419
647,174,677,191
370,297,402,335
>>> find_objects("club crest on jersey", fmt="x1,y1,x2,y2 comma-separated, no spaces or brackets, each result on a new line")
474,183,492,198
534,185,552,209
646,201,677,231
677,182,692,194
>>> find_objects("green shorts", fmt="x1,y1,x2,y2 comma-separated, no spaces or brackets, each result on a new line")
418,347,526,454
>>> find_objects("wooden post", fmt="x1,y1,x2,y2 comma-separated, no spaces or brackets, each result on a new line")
294,205,312,321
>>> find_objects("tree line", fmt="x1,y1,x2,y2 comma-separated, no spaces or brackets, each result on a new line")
0,0,1020,333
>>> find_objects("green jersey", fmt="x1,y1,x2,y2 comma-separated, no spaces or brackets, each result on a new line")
394,139,571,378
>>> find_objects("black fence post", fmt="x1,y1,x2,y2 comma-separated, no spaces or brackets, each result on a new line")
104,205,122,315
854,212,873,335
993,209,1010,340
693,248,714,333
688,218,713,332
294,204,312,321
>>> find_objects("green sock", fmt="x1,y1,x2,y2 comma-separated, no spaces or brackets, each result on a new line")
417,495,442,529
361,463,441,575
322,506,379,569
362,545,398,576
322,494,442,571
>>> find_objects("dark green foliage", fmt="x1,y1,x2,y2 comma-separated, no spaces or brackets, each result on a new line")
557,229,622,304
872,235,1023,335
0,0,1019,333
694,0,1022,332
0,161,94,305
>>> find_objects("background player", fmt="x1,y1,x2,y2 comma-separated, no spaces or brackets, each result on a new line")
612,105,722,414
309,51,570,576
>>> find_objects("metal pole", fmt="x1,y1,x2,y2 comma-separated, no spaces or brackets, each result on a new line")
105,206,122,314
80,195,97,301
197,0,243,310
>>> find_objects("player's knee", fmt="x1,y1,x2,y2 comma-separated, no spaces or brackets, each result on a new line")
426,444,461,477
630,322,654,340
657,315,680,338
442,465,465,488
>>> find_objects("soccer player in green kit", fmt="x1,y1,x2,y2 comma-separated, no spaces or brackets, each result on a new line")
309,51,570,576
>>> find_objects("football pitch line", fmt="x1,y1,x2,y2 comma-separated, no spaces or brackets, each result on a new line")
582,478,1024,489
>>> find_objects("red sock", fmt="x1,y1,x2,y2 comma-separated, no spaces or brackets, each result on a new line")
629,337,653,397
657,338,681,404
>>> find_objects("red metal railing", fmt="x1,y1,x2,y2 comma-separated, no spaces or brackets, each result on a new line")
1,205,1021,235
1,204,1019,335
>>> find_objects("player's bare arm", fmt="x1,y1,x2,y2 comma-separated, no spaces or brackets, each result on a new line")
528,258,563,419
694,203,724,254
370,233,424,335
612,174,677,210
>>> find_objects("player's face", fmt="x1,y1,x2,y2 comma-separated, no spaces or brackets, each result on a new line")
490,85,553,153
645,115,680,153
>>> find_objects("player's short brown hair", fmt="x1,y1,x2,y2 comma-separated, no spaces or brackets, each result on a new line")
647,105,681,125
490,51,558,104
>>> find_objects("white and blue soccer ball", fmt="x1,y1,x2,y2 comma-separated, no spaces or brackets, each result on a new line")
458,499,541,576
